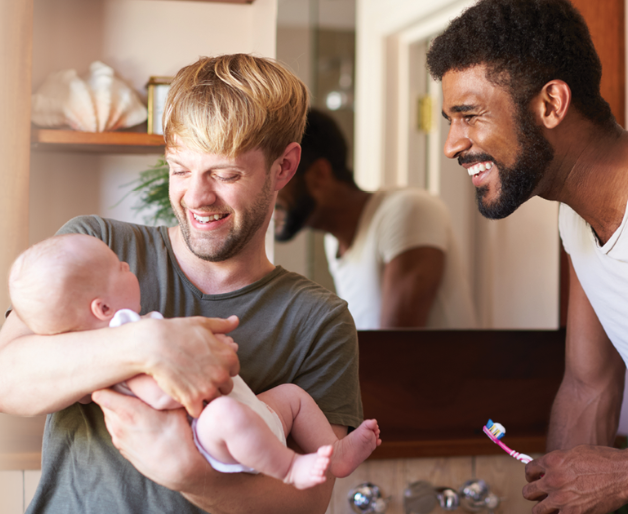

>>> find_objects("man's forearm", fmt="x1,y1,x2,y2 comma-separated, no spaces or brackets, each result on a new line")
0,315,145,415
182,473,334,514
0,313,239,417
547,373,623,451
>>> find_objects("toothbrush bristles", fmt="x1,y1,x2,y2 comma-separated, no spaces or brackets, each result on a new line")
485,419,506,440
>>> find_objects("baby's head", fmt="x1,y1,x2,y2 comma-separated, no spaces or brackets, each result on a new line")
9,234,141,334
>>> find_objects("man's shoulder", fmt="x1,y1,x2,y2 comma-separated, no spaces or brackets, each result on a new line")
57,215,165,245
379,188,447,212
373,188,451,232
271,267,347,308
261,267,352,325
558,203,589,254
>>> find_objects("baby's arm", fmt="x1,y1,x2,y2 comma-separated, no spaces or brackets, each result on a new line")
125,374,182,410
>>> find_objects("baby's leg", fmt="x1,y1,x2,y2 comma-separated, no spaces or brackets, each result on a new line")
259,384,382,479
125,373,181,410
195,396,329,489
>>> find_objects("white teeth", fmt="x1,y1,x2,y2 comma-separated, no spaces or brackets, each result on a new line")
193,213,224,223
467,162,494,176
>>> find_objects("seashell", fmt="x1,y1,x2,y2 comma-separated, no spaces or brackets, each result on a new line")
31,61,147,132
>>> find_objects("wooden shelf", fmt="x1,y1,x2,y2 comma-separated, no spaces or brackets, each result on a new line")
31,129,165,155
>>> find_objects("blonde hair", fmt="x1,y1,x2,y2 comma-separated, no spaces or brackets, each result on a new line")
163,54,310,163
9,234,109,334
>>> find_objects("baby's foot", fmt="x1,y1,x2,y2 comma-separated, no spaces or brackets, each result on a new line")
283,445,333,490
330,419,381,478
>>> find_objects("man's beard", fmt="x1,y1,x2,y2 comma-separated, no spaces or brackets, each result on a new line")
173,175,273,262
274,176,316,242
465,108,554,220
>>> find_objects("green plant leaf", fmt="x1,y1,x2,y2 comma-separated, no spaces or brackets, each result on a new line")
118,156,176,226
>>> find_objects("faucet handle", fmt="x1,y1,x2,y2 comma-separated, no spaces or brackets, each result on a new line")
348,482,390,513
403,481,438,514
434,486,460,511
459,479,503,513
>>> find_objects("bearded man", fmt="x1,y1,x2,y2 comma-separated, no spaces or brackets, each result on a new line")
427,1,628,513
0,54,362,514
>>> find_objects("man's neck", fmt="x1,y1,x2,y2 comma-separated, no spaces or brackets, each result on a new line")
168,227,275,295
322,187,372,257
540,123,628,245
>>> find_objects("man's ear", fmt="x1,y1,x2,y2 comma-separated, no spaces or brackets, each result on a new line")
91,298,114,321
532,80,572,129
272,142,301,191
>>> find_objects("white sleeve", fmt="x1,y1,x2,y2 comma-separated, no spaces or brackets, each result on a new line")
109,309,163,328
376,191,451,263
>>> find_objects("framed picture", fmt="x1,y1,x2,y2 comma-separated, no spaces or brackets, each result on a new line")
146,76,173,135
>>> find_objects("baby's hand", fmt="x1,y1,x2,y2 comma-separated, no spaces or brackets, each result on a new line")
215,333,238,352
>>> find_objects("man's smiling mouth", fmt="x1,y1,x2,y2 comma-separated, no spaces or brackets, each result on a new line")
467,161,494,176
193,213,229,223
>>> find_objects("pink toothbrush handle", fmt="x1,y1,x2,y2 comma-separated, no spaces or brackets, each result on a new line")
483,426,532,464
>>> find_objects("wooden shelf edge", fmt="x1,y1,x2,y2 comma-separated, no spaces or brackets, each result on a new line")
31,129,165,155
32,129,165,146
368,435,547,460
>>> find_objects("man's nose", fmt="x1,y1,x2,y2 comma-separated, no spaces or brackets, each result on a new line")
184,175,218,208
443,122,471,160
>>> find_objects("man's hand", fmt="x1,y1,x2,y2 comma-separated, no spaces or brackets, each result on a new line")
92,388,209,491
139,315,240,417
93,388,337,514
523,445,628,514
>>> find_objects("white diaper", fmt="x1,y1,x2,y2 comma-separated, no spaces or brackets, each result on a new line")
191,376,287,474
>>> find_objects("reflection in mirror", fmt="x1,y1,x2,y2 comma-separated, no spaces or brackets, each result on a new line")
275,109,477,330
275,0,476,330
276,0,560,330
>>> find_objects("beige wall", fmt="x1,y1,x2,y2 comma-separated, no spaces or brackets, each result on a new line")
0,0,33,326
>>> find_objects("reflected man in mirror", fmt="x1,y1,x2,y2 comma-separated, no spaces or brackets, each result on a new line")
428,0,628,512
275,109,476,329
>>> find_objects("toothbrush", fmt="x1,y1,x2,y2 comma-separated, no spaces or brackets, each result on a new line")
483,419,533,464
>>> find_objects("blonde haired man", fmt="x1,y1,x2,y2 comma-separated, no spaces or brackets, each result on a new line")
0,54,363,514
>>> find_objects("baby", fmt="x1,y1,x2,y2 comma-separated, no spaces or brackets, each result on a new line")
8,233,380,489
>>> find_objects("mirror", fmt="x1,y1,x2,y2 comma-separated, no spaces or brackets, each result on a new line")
275,0,560,330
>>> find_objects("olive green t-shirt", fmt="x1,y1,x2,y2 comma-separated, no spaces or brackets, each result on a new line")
26,215,362,514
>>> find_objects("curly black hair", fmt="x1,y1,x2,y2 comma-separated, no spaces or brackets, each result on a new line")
426,0,614,128
297,109,356,186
